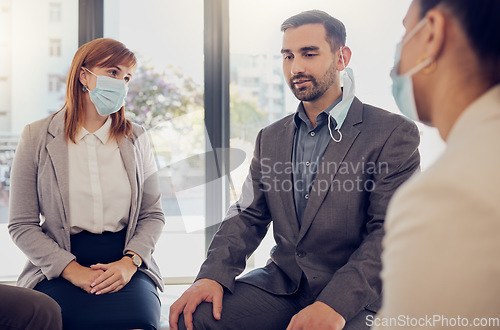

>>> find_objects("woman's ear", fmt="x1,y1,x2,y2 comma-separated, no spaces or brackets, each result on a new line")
79,67,88,89
423,9,446,60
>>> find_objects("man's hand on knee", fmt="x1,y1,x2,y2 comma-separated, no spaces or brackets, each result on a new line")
169,278,224,330
286,301,346,330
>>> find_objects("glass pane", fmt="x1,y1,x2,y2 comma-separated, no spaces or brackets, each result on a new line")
229,0,445,273
0,0,79,281
104,0,205,280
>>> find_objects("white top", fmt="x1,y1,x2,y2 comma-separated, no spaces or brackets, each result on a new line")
68,117,131,234
373,84,500,329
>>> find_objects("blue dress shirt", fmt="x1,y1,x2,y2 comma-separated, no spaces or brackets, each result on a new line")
292,96,342,224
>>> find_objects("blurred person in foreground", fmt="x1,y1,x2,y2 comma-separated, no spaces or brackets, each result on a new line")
373,0,500,329
8,38,164,330
170,10,420,330
0,284,62,329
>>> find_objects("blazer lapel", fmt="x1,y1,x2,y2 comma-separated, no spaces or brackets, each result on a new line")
118,136,138,238
276,117,300,238
46,111,71,230
298,98,363,240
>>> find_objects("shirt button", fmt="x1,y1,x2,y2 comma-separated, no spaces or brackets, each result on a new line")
305,161,311,167
310,132,316,137
304,194,309,200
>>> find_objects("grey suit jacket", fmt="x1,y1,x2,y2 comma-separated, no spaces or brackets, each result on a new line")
196,97,420,321
8,110,165,290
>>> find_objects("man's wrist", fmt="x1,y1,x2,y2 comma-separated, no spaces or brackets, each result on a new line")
313,301,346,328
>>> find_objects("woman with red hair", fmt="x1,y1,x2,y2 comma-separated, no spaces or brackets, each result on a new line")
8,38,164,329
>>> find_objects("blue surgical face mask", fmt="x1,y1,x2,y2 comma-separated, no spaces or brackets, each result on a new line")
328,47,355,143
390,18,432,122
84,67,128,116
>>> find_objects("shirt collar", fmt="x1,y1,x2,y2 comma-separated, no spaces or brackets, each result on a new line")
76,117,112,144
293,94,343,129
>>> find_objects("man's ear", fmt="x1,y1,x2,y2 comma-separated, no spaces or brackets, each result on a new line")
337,46,352,71
423,9,446,60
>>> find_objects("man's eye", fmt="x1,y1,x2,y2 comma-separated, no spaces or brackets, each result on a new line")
124,76,130,83
305,53,317,57
283,55,293,60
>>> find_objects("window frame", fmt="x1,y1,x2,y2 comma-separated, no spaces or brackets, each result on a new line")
79,0,231,283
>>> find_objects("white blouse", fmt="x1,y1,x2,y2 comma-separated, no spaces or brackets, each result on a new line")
68,118,131,234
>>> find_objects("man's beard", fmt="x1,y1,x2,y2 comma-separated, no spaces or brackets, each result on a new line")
288,62,337,101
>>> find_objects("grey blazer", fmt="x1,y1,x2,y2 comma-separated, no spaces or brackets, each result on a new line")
8,110,165,290
196,97,420,321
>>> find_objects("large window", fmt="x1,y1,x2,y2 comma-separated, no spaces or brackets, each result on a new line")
0,0,445,283
104,0,206,281
0,0,78,280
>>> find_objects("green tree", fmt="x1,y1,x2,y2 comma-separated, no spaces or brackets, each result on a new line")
126,63,203,130
230,87,267,141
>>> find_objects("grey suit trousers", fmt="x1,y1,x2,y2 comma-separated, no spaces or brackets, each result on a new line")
177,280,374,330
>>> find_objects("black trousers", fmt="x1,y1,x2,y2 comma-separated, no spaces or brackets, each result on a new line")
178,279,374,330
35,229,161,330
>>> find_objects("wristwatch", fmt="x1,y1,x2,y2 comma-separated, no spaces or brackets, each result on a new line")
124,253,142,268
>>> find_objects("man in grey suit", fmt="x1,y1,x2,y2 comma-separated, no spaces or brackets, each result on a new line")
170,10,420,330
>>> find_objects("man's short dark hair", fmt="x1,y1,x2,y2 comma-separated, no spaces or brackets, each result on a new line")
419,0,500,82
281,10,346,52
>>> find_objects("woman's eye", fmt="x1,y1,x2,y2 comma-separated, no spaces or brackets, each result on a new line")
124,76,130,83
108,70,118,76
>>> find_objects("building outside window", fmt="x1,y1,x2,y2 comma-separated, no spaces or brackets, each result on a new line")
49,2,62,22
48,73,63,92
49,38,62,56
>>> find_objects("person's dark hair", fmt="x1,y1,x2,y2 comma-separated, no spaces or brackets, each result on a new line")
419,0,500,82
281,10,346,52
